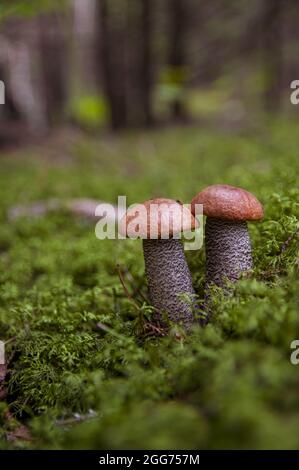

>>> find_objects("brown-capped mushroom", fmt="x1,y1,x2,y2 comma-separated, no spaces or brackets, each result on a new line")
119,198,198,328
191,184,264,288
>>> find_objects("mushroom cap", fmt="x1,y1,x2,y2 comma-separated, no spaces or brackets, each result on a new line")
191,184,264,221
119,198,198,239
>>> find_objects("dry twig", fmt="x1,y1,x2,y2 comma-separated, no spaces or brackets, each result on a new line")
279,227,299,255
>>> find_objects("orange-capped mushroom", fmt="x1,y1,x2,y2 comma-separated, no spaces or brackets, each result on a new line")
191,184,264,290
120,198,198,328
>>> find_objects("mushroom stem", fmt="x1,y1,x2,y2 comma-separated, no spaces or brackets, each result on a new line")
143,238,195,328
205,217,253,287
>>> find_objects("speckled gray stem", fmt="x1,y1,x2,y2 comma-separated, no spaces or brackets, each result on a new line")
205,217,253,288
143,238,195,328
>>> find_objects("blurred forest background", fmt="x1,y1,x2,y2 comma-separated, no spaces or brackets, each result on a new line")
0,0,298,147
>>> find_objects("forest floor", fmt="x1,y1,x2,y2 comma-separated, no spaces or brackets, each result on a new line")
0,118,299,449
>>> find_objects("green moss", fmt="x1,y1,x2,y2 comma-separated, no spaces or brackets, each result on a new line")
0,119,299,449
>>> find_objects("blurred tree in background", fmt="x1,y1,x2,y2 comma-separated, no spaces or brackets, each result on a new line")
0,0,298,142
167,0,188,121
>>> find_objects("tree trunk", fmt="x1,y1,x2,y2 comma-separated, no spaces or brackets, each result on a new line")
168,0,188,120
97,0,127,130
126,0,154,127
38,13,68,125
5,36,48,134
262,0,283,112
71,0,97,97
140,0,154,126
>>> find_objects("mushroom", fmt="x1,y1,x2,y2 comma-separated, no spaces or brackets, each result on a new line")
119,198,199,329
191,184,264,289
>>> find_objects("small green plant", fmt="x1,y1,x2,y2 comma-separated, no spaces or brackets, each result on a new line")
69,95,108,131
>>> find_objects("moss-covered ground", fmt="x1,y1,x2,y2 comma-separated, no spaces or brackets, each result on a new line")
0,119,298,449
